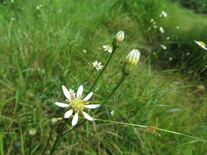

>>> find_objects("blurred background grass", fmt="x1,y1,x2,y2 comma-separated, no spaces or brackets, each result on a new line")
0,0,207,154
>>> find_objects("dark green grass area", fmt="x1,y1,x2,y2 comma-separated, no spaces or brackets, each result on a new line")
0,0,207,154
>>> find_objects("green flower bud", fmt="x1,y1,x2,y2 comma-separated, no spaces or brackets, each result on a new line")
51,118,62,126
122,49,141,75
29,128,36,137
113,31,124,48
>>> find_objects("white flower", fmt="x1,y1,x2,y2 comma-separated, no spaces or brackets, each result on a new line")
194,40,207,50
176,26,180,29
126,49,141,67
110,110,115,116
166,37,170,40
160,44,167,50
55,85,100,126
92,61,104,71
83,49,87,53
153,25,157,29
103,45,113,53
159,27,165,33
160,11,167,17
150,18,154,22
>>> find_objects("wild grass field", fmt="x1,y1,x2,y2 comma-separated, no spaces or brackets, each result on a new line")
0,0,207,154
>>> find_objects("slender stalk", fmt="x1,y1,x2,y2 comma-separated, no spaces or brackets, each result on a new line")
42,127,54,155
50,121,67,155
89,46,118,92
94,118,207,143
29,137,32,155
95,74,126,114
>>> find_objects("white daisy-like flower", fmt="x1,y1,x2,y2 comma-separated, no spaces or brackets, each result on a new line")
150,18,154,22
103,45,113,53
166,37,170,40
160,44,167,50
153,25,157,29
194,40,207,50
159,27,165,33
160,11,167,17
55,85,100,126
92,61,104,71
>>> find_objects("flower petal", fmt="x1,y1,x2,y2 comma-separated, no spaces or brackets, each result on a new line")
83,92,93,101
72,113,79,126
62,85,71,101
55,102,69,108
64,109,73,118
84,104,100,109
82,111,93,121
77,85,83,99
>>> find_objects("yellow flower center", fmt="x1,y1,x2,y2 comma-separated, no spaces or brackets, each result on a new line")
199,41,206,46
70,98,85,113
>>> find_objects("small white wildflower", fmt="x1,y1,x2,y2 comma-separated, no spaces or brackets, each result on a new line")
166,37,170,40
11,0,14,3
152,21,157,25
160,44,167,50
176,26,180,29
92,61,104,71
186,52,190,56
159,27,165,33
148,27,151,30
169,57,173,61
55,85,100,126
160,11,167,17
36,5,42,10
194,40,207,50
103,45,113,53
153,25,157,29
150,18,154,22
83,49,87,53
110,110,115,116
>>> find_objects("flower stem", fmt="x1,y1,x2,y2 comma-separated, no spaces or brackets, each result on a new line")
89,46,117,92
95,74,126,114
29,137,32,155
41,127,54,155
50,120,67,155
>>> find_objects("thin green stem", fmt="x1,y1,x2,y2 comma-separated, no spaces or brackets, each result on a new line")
42,127,54,155
29,137,32,155
89,46,117,92
94,118,207,143
95,74,126,114
50,120,67,155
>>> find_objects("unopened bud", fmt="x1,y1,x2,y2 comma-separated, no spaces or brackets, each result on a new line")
51,118,62,126
122,49,141,75
113,31,124,47
29,128,36,137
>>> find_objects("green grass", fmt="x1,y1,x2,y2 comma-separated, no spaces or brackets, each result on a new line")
1,0,207,154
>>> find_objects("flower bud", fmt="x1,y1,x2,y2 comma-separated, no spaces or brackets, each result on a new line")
51,118,62,126
122,49,141,75
113,31,124,47
29,128,36,137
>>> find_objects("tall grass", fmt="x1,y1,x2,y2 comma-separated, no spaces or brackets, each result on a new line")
1,0,207,154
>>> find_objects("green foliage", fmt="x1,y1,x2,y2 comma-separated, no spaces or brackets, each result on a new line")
171,0,207,13
0,0,207,154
